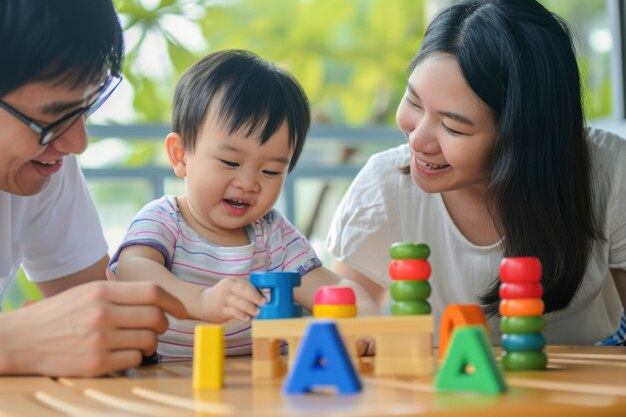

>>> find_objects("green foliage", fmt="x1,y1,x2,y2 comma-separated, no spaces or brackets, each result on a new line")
540,0,612,118
0,270,41,312
113,0,426,125
111,0,611,126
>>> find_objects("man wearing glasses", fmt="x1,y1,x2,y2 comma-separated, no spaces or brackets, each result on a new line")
0,0,186,376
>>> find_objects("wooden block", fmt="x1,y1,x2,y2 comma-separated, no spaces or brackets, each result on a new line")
375,335,433,377
284,337,301,367
252,318,310,339
252,316,434,379
374,357,434,377
253,316,433,339
252,358,285,379
252,338,281,361
341,336,367,373
193,325,224,390
336,316,434,337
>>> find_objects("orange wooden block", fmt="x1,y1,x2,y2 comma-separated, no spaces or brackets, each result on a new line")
438,304,488,360
499,298,545,317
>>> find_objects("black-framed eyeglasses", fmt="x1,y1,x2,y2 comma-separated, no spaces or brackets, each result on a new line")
0,73,122,146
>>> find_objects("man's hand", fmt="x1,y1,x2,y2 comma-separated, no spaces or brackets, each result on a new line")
0,281,186,377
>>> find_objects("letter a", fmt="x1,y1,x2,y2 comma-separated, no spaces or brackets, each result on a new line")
283,321,361,395
434,325,507,394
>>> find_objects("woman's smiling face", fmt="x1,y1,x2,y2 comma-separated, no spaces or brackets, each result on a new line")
396,53,498,195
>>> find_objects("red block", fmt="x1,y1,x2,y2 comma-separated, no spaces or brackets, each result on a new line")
499,257,542,283
389,259,431,280
314,286,356,305
499,282,543,299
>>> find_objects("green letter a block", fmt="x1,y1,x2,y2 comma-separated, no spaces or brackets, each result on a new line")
434,325,507,394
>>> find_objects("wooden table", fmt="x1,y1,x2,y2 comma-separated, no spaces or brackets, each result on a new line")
2,346,626,416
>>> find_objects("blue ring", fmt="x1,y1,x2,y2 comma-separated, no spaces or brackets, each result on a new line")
501,333,546,352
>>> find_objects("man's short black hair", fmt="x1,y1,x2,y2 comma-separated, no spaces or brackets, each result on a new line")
0,0,124,97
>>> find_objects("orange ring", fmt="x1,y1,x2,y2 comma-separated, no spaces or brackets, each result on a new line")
499,298,544,317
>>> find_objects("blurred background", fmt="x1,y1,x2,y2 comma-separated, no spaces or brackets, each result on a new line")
1,0,619,309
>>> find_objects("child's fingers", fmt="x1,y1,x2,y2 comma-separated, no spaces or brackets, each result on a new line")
223,306,251,322
230,280,267,306
226,293,261,318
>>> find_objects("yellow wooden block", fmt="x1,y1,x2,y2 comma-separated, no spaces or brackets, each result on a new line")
193,325,224,390
313,304,357,318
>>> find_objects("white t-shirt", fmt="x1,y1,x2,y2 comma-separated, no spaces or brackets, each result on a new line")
327,127,626,345
0,155,108,297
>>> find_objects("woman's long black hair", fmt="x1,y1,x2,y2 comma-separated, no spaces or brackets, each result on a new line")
407,0,603,316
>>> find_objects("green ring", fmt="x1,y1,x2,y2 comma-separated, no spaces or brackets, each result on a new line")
390,280,431,301
389,242,430,260
391,300,431,315
500,316,544,334
502,351,547,371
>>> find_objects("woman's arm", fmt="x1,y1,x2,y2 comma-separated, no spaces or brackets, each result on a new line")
333,261,388,311
296,265,380,316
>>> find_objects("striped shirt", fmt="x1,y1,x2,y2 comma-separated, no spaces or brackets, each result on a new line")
109,195,322,359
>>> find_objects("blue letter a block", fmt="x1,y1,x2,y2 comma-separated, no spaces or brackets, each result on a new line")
283,321,362,395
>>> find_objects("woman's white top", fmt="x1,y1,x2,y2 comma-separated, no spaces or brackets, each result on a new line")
327,127,626,345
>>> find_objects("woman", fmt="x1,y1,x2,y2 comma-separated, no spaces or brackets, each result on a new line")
327,0,626,345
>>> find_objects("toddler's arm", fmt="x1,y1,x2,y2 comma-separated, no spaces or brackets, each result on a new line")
113,245,266,323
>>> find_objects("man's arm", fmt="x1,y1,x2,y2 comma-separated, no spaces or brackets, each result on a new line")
36,255,110,298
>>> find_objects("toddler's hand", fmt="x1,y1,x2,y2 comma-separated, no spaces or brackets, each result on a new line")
202,278,267,323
